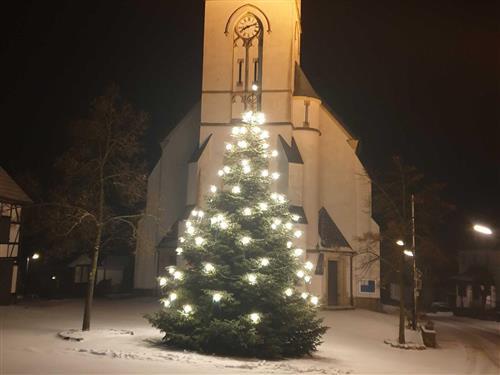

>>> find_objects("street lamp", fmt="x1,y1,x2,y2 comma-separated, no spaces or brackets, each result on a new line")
26,252,41,272
396,240,405,247
404,249,415,257
473,224,493,236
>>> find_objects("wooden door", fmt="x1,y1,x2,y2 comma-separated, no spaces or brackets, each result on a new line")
328,261,338,306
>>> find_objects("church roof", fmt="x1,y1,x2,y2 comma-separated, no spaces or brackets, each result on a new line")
293,65,360,152
189,135,212,163
290,205,308,224
157,221,180,249
318,207,351,248
0,167,32,204
294,63,321,100
278,136,304,164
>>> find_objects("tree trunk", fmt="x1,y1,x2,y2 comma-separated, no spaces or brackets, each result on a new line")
82,162,105,331
82,226,102,331
398,251,406,344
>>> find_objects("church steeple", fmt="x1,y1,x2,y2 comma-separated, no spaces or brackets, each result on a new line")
201,0,301,125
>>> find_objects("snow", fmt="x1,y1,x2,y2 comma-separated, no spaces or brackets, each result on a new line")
1,298,498,374
59,328,134,342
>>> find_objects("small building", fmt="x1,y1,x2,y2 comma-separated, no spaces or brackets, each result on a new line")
455,249,499,312
68,254,130,295
0,167,32,305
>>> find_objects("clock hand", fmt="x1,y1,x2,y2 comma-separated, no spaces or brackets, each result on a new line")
240,23,258,33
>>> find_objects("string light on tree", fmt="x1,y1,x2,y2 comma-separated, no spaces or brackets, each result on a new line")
294,230,303,238
249,313,261,324
238,140,249,149
241,236,252,246
203,263,216,275
293,248,304,257
259,258,270,267
182,304,193,316
246,273,258,285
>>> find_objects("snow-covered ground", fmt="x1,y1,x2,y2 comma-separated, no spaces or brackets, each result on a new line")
1,298,498,374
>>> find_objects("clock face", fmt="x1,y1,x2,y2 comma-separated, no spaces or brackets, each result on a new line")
236,15,261,40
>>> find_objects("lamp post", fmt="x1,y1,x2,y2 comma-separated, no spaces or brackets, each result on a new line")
411,194,417,330
26,252,40,273
25,252,41,296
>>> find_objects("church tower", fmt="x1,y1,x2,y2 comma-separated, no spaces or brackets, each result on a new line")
135,0,380,311
201,0,301,124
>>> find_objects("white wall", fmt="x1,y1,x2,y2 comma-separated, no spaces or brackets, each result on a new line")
134,106,201,289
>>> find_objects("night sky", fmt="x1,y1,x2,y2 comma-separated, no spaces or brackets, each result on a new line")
1,0,499,240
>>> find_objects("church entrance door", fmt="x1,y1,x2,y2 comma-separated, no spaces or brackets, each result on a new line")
328,260,338,306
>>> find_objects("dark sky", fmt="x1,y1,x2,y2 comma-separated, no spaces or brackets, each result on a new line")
1,0,499,234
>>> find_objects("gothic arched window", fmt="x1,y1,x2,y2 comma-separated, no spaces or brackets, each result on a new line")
232,13,264,117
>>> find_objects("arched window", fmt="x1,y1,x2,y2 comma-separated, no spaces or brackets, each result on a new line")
232,13,264,117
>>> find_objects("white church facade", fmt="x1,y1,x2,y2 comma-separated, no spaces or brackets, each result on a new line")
135,0,381,310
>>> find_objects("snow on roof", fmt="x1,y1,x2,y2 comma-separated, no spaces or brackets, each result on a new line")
0,167,32,204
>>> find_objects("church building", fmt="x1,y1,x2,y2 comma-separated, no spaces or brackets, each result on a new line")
135,0,381,310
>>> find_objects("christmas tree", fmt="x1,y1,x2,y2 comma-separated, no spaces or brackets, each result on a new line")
148,111,327,358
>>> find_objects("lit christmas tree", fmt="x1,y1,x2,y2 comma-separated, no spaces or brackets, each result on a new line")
148,111,327,358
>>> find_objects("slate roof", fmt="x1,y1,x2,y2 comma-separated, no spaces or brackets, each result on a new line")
289,205,308,224
0,167,32,204
293,65,360,148
189,134,212,163
318,207,351,248
157,223,180,249
294,63,321,100
278,136,304,164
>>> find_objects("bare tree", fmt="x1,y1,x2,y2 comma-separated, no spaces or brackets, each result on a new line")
357,156,454,344
44,85,148,330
